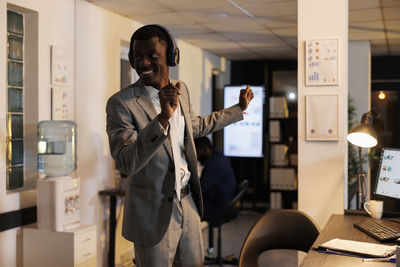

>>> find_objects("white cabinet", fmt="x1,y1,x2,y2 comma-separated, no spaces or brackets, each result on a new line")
23,224,96,267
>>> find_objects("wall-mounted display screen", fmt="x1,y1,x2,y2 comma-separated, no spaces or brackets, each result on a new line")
223,85,264,158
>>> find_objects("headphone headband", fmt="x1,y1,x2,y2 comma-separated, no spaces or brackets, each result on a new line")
128,24,180,68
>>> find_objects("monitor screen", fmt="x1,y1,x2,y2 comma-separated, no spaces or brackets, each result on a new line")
374,147,400,199
223,85,265,158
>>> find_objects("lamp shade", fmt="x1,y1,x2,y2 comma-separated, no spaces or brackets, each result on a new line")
347,112,378,148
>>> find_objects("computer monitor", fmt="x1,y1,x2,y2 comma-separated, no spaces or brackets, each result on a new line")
374,147,400,199
223,85,265,158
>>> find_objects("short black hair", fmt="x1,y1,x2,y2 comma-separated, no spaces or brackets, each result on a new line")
131,25,170,49
194,137,213,165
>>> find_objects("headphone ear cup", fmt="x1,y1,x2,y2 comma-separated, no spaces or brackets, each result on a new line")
174,48,180,65
128,46,135,69
168,47,180,66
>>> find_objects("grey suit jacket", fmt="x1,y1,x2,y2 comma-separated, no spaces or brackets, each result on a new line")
106,79,243,246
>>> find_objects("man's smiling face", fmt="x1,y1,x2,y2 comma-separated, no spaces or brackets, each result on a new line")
133,36,169,90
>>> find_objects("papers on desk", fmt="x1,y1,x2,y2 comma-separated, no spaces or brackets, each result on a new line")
318,238,396,258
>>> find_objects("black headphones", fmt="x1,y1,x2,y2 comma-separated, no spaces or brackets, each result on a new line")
128,24,180,69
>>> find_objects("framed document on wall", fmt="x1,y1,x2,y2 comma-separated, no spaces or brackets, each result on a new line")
306,94,338,141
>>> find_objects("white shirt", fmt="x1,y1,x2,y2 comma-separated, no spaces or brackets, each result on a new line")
145,86,191,199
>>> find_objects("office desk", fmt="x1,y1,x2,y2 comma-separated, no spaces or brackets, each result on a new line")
99,187,125,267
301,214,400,266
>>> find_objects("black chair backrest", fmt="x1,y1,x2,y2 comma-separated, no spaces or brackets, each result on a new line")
223,179,249,222
238,209,320,267
228,179,249,207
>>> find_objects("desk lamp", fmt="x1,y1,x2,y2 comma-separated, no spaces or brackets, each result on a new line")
347,111,378,210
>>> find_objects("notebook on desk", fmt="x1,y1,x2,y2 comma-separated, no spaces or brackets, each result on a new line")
318,238,396,258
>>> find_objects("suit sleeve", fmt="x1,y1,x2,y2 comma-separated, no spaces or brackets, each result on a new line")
106,93,168,176
181,83,244,138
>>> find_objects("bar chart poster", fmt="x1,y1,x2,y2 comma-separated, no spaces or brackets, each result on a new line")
305,39,338,86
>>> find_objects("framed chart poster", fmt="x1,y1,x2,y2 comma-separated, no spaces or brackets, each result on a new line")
305,39,338,86
51,46,69,86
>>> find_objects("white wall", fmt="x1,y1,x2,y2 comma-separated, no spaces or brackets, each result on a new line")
0,0,75,266
298,0,348,229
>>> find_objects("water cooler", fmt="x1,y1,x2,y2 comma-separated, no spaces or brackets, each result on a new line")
37,120,80,231
23,120,96,267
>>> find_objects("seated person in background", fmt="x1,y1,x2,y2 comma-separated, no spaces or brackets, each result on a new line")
194,137,237,226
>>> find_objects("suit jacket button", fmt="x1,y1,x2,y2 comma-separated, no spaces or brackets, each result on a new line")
168,197,173,203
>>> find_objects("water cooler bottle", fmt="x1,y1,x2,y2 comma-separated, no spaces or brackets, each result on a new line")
37,120,80,231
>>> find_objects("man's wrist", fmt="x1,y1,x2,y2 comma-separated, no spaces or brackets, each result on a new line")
158,114,169,129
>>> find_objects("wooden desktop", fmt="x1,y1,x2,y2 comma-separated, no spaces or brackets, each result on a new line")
301,213,400,266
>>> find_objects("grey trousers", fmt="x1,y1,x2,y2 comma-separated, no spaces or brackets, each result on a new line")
134,193,204,267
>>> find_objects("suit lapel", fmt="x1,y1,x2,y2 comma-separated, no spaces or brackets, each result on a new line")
179,86,192,139
134,80,173,160
135,84,157,120
179,85,197,174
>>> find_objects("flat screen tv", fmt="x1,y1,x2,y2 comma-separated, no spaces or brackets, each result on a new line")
223,85,265,158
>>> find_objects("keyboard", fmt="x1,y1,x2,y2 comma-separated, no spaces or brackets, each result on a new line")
353,219,400,242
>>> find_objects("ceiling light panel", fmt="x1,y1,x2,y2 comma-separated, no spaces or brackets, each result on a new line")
240,1,297,18
92,0,170,16
257,16,297,29
197,41,243,49
222,29,276,41
384,7,400,20
180,6,247,24
202,17,264,31
153,0,231,11
167,24,214,37
349,9,382,23
238,39,286,48
232,0,293,5
129,12,190,25
386,20,400,39
382,0,400,8
272,27,297,37
182,33,234,48
349,21,386,40
370,39,388,46
349,0,379,10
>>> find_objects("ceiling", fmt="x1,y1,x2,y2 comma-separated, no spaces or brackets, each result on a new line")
87,0,400,60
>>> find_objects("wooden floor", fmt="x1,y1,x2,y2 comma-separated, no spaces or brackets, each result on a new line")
202,209,300,267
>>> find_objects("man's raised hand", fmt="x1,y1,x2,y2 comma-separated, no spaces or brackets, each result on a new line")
239,85,254,111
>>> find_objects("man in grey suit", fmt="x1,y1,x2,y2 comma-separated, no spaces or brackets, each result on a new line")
106,24,253,267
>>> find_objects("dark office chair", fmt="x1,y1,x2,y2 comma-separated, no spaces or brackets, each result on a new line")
238,209,320,267
204,179,249,266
